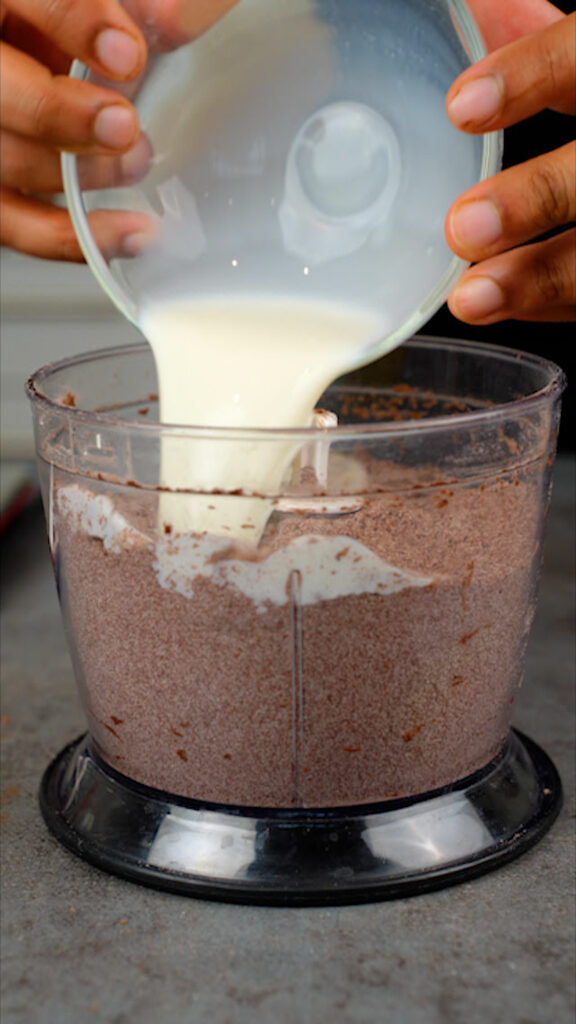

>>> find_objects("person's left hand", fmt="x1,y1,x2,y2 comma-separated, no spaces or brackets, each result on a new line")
445,8,575,324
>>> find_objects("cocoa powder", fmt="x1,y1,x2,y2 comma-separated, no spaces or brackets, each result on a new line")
54,460,544,808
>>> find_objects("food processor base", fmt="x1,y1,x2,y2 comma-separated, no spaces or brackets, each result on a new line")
40,731,561,906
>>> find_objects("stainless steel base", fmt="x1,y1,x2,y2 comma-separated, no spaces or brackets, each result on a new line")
40,731,562,906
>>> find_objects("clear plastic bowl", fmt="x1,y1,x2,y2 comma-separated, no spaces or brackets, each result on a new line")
62,0,501,366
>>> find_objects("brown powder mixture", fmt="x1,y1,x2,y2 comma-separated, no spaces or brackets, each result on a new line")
53,460,546,808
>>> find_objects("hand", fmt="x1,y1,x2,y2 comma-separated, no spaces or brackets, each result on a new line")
445,4,575,324
0,0,238,261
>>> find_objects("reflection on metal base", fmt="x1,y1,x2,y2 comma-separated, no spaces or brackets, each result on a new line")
40,731,561,906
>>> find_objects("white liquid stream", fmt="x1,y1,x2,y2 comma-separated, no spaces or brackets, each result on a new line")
141,297,394,540
60,299,436,607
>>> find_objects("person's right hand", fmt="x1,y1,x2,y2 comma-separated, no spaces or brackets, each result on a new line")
445,1,575,324
0,0,238,261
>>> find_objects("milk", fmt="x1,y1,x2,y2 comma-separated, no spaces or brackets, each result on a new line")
57,484,435,609
140,297,389,539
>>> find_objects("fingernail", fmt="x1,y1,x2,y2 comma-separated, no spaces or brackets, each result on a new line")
94,105,137,148
119,135,153,181
453,277,504,320
448,76,502,126
451,199,503,251
95,28,141,76
120,229,156,257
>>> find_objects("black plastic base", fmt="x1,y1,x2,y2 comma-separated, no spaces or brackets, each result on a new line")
40,731,562,906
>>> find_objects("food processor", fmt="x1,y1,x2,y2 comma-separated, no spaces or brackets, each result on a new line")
29,339,564,904
28,0,565,904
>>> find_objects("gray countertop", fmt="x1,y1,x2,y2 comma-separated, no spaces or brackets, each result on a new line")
1,457,574,1024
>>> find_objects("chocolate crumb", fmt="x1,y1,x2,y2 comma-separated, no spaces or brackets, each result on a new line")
402,724,425,743
459,625,490,645
54,457,542,808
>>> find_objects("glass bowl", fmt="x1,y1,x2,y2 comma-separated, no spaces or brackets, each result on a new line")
62,0,501,366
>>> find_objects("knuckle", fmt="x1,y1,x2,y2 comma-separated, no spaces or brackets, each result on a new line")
534,249,566,306
539,29,568,99
30,77,95,148
30,86,52,141
42,0,77,37
529,163,570,227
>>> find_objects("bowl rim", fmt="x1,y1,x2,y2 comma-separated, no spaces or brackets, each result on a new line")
26,335,567,442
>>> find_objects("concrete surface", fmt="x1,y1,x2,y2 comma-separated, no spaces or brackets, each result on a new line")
1,457,574,1024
